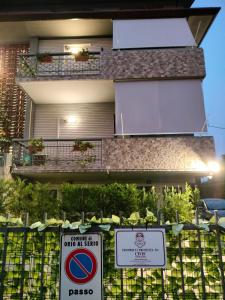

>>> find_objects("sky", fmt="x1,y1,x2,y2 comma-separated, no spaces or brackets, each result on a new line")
193,0,225,157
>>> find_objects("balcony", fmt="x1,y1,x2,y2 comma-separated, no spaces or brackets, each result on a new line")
12,138,102,169
16,48,205,83
17,52,101,79
11,136,215,182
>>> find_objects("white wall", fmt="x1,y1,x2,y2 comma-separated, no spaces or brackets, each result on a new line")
115,80,206,135
39,38,112,53
34,102,115,138
113,18,196,49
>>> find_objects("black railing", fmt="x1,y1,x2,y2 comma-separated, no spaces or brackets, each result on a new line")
12,139,102,169
17,52,101,78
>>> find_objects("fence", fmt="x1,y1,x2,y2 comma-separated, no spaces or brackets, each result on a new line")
12,139,102,169
0,220,225,299
17,52,101,78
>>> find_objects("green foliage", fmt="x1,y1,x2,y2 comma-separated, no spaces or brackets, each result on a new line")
0,110,12,153
72,140,94,152
162,184,195,223
28,138,45,154
0,180,199,223
0,227,223,299
0,179,58,221
60,183,140,218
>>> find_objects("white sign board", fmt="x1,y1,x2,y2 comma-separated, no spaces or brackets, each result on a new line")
60,233,103,300
115,228,166,268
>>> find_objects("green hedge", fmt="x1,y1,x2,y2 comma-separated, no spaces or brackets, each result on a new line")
60,183,140,218
0,180,199,223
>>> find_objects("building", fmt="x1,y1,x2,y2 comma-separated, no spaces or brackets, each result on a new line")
0,0,220,189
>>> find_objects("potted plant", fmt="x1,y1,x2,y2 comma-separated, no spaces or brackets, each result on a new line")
72,140,94,153
37,53,53,63
27,138,46,165
28,138,45,154
74,49,89,62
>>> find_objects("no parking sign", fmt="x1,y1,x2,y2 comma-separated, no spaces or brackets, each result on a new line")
60,233,103,300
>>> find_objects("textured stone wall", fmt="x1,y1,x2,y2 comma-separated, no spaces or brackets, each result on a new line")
101,47,205,80
102,136,215,171
18,47,205,82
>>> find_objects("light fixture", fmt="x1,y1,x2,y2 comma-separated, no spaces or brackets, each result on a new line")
64,44,91,55
70,18,80,21
69,47,81,55
65,116,77,124
207,161,220,173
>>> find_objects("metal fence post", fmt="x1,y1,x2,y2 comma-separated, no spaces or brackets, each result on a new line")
195,209,206,300
19,213,29,300
119,212,124,300
158,212,165,300
40,213,47,300
195,209,206,299
215,210,225,299
176,211,186,300
140,268,145,300
0,218,9,299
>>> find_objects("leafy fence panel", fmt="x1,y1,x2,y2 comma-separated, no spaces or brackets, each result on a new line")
0,226,224,300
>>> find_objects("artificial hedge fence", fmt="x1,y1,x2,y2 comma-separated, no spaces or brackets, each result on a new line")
0,213,225,299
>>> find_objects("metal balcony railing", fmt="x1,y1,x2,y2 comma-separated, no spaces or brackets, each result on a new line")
17,52,101,78
12,139,102,169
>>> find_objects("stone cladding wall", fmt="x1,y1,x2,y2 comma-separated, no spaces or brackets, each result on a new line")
102,136,214,171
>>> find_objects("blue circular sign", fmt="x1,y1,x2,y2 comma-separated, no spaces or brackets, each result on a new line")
65,248,97,284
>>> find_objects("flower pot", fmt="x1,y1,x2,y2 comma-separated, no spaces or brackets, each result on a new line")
37,55,53,63
28,145,44,154
74,55,89,62
32,154,46,166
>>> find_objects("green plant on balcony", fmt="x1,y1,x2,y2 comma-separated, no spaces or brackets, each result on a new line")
72,140,94,153
19,56,37,77
37,53,53,63
72,140,95,167
74,48,89,62
79,155,96,167
0,111,12,154
0,130,11,154
27,138,45,154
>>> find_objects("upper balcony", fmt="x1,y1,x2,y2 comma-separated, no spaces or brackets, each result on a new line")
17,51,101,79
17,47,205,83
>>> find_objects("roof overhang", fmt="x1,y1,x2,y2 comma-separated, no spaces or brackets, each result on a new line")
0,7,219,22
0,7,220,46
0,0,195,18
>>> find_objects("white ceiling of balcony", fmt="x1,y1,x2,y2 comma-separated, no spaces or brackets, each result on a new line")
19,80,114,104
0,19,112,43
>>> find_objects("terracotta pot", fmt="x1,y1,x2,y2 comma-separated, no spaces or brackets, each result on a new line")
38,56,53,63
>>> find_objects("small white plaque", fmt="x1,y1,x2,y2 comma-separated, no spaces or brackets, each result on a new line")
115,228,166,268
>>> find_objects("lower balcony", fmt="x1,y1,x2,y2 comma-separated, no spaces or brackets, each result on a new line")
11,136,216,183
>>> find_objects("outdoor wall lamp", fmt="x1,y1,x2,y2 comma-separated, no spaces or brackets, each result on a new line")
65,115,77,124
207,161,220,173
191,159,220,174
57,116,78,138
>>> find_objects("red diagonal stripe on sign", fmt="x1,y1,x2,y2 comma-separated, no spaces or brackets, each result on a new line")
72,255,91,277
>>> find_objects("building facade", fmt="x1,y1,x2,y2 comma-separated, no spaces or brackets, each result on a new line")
0,0,220,187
